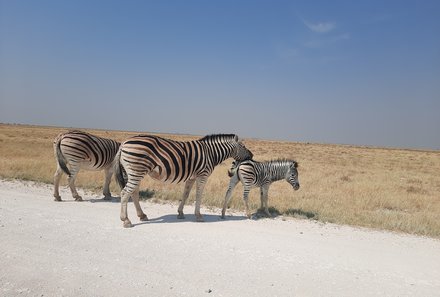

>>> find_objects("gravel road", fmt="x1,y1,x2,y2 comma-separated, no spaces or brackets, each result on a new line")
1,179,439,297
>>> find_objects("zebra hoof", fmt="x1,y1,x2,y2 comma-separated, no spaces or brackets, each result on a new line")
139,214,149,221
74,195,83,202
123,220,133,228
195,215,205,222
53,195,62,202
177,212,185,219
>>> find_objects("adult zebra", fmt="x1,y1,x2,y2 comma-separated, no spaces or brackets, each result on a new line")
114,134,253,227
221,159,300,219
53,130,120,201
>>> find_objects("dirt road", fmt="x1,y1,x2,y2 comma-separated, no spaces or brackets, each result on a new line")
0,179,439,297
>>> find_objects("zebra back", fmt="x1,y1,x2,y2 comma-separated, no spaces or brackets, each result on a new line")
118,133,253,186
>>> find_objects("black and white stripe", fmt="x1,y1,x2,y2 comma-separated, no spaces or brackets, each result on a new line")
221,159,300,218
53,130,120,201
114,134,253,227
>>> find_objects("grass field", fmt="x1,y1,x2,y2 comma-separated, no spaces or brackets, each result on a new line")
1,123,439,237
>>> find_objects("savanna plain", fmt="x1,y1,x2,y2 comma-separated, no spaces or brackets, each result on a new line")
1,123,439,237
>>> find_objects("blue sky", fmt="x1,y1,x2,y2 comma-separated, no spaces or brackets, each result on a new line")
1,0,439,149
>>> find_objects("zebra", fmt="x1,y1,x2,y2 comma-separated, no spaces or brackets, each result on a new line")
114,134,253,228
53,130,120,201
221,159,300,219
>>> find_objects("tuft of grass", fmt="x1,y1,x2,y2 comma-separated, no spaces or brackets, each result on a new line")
340,175,352,182
1,123,440,237
406,186,427,195
139,189,155,200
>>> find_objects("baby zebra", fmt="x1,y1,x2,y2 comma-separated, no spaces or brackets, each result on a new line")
221,159,300,219
53,130,120,201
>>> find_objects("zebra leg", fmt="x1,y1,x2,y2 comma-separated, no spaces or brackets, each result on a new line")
177,178,196,219
243,187,252,219
120,187,134,228
119,167,146,228
53,165,63,201
102,167,113,199
221,175,240,219
67,166,82,201
132,188,148,221
194,176,208,222
261,184,271,217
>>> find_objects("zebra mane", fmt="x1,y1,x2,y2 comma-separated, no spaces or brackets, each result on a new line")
199,134,238,142
68,130,87,135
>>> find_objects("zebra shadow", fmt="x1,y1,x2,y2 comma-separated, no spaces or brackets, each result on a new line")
88,196,121,203
133,213,248,226
57,196,119,203
84,189,156,203
89,189,155,203
255,207,317,220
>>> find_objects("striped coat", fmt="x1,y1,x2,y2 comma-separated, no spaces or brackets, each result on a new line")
53,130,120,201
222,159,300,218
114,134,253,227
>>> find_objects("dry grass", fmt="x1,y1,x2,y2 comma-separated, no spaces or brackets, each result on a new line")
1,123,439,237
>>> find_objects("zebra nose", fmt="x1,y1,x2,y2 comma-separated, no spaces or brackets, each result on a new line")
293,183,300,190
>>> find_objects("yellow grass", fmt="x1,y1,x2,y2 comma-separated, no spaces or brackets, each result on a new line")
1,123,439,237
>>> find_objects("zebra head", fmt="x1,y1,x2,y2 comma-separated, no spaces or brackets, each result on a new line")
232,136,253,162
286,161,300,191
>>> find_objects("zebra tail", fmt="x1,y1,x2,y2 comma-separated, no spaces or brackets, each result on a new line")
113,148,127,189
55,138,71,177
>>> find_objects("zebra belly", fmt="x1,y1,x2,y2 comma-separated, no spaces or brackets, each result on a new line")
78,160,108,171
238,171,266,188
147,166,194,184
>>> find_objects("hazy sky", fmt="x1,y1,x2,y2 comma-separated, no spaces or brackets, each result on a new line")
1,1,439,149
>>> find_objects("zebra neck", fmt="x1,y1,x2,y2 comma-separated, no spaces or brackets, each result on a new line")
204,141,233,166
267,163,289,181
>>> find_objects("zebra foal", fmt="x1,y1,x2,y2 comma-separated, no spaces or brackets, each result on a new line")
221,159,300,219
114,134,253,227
53,130,120,201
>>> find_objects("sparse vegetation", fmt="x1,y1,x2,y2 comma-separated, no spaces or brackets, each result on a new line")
1,123,439,237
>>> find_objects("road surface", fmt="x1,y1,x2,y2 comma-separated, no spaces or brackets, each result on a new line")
0,179,439,296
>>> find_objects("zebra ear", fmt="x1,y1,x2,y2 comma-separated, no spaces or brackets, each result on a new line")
234,135,239,142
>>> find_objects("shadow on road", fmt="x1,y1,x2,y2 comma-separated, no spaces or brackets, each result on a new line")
132,213,248,226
